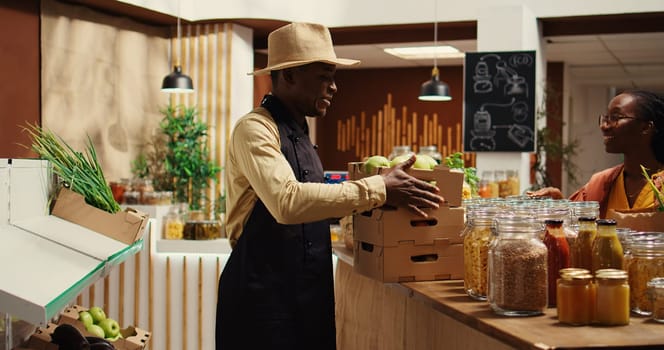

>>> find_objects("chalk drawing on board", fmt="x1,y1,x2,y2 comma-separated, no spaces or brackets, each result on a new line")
468,98,516,151
512,101,529,123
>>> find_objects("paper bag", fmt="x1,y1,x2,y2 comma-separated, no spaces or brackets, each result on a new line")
606,208,664,232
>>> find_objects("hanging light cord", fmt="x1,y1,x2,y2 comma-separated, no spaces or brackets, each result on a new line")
433,0,438,70
176,0,182,66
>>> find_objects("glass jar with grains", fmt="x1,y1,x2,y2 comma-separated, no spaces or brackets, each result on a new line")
488,215,548,316
647,277,664,323
462,204,502,301
624,232,664,316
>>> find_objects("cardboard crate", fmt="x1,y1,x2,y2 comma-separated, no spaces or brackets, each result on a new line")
24,323,58,350
354,205,465,247
353,239,463,283
51,188,149,245
347,162,465,207
56,305,151,350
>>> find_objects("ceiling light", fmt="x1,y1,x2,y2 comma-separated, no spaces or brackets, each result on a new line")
161,0,194,94
418,0,451,102
384,46,464,60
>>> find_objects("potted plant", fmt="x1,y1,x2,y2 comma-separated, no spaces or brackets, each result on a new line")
133,104,221,211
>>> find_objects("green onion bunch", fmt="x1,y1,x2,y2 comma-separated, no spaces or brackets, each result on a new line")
24,123,121,213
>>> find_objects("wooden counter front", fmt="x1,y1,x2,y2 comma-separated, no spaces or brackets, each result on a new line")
333,244,664,350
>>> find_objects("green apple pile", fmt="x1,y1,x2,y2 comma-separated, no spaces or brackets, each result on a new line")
363,154,438,175
79,306,123,342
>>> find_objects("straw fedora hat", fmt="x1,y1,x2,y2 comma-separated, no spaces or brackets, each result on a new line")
249,22,360,76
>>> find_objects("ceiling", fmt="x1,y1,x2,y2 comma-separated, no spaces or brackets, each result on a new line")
63,1,664,87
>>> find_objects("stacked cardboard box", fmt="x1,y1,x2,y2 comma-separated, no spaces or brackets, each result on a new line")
349,162,465,283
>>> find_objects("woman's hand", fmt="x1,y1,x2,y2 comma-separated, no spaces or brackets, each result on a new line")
526,186,564,199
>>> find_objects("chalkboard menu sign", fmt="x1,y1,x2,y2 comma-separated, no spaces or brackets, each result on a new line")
463,51,536,152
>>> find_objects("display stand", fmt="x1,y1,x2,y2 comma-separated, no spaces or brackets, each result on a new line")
0,159,148,350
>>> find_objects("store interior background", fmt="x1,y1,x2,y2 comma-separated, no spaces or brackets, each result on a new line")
2,0,664,197
1,1,664,349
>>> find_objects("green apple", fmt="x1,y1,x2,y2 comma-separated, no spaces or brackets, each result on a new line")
414,154,437,170
88,306,106,324
78,311,94,328
98,318,120,338
363,155,390,174
106,332,123,342
389,154,412,168
86,323,105,338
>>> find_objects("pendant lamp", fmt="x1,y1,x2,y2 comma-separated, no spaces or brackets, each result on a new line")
161,4,194,94
418,0,451,102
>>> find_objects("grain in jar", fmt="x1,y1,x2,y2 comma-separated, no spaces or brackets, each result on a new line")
488,215,548,316
594,269,630,326
624,232,664,316
556,270,594,326
162,206,184,240
647,277,664,323
591,219,623,273
462,204,501,301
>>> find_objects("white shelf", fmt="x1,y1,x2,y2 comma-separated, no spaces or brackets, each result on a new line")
155,238,232,255
0,158,148,327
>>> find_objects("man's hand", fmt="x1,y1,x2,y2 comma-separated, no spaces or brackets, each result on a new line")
381,155,444,217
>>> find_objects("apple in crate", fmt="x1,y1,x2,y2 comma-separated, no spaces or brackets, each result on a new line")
88,306,106,324
86,323,105,338
98,318,121,339
78,310,94,328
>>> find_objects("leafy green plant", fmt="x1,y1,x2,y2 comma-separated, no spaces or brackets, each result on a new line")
23,123,120,213
444,152,479,197
131,133,171,191
642,165,664,211
159,104,221,210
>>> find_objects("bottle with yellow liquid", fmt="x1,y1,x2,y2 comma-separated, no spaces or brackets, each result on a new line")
591,219,624,273
572,217,597,270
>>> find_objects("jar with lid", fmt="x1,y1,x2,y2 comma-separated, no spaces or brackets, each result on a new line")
162,206,184,240
488,215,548,316
133,178,154,204
568,201,600,232
624,232,664,316
591,219,623,273
462,204,502,301
647,277,664,323
388,145,414,160
478,171,496,198
122,190,140,205
556,269,594,325
594,269,630,326
494,170,510,198
572,216,597,270
506,170,520,196
543,219,571,307
417,145,442,164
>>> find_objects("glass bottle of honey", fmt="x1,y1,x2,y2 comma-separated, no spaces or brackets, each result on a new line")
591,219,624,273
594,269,630,326
557,269,594,325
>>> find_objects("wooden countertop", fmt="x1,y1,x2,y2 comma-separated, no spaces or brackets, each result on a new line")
333,244,664,350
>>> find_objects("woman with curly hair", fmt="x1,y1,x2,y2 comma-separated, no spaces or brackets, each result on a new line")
528,89,664,218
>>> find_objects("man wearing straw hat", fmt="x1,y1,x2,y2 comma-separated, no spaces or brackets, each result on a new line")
216,22,444,349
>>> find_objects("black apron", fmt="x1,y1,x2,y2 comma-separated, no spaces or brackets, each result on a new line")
216,95,336,350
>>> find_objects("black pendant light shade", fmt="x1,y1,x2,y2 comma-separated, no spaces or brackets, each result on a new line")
161,65,194,93
418,67,451,101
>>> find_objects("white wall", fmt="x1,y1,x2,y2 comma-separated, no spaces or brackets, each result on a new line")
119,0,664,26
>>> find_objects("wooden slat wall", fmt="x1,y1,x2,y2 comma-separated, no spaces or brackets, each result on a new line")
74,224,229,350
335,93,475,166
167,23,234,209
